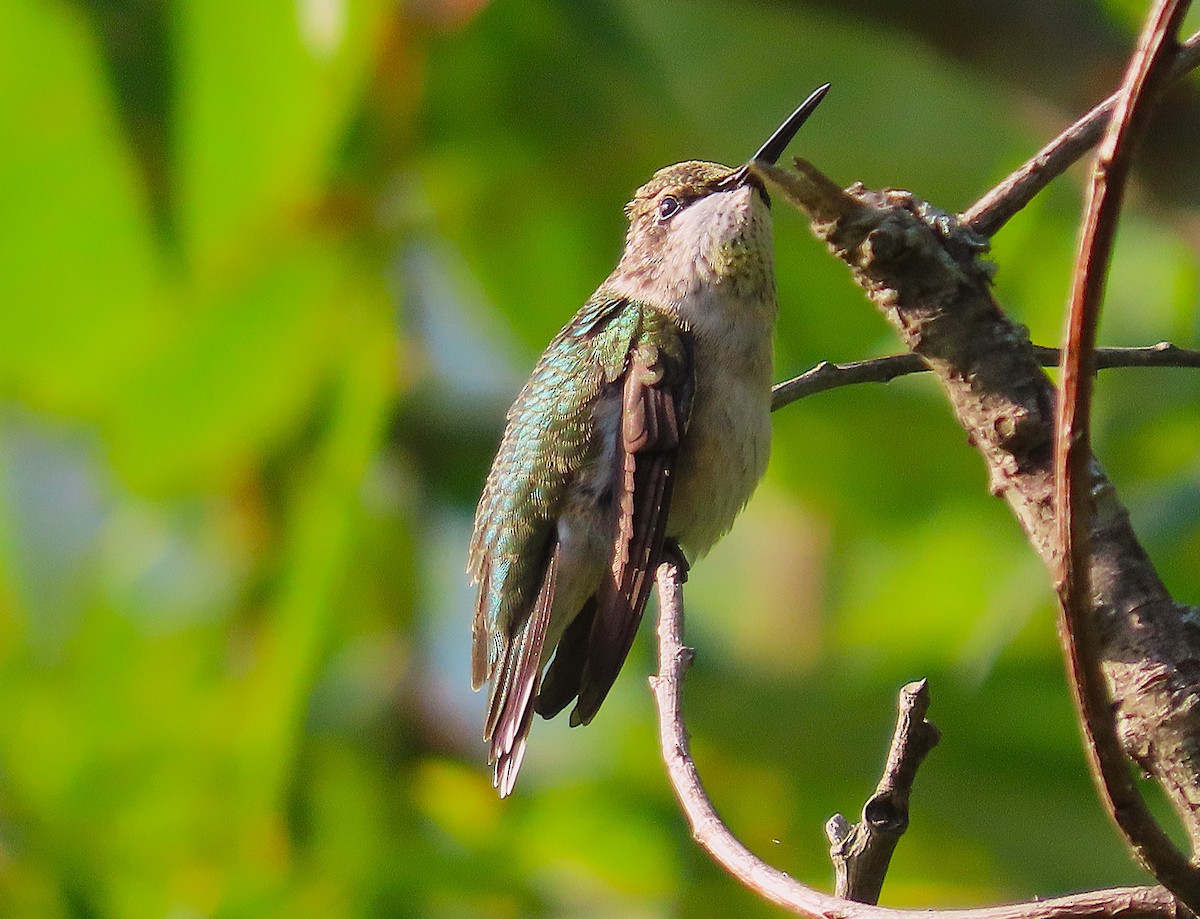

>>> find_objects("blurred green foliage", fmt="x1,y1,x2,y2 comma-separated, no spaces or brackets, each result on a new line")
0,0,1198,916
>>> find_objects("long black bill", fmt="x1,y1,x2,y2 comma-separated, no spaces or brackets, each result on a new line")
718,83,830,194
752,82,830,165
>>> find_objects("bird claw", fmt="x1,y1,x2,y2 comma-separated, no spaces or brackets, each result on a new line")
662,538,690,583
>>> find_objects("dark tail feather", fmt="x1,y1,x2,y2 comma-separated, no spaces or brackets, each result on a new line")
535,597,596,719
568,581,642,728
485,546,558,797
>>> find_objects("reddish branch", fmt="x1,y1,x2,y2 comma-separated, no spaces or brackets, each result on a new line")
1052,0,1199,905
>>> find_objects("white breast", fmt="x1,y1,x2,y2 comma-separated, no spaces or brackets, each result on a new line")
668,287,775,558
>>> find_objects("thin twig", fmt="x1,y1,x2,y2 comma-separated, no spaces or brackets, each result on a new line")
826,679,940,903
770,343,1200,411
651,561,1180,919
962,29,1200,237
772,355,927,409
1054,0,1200,906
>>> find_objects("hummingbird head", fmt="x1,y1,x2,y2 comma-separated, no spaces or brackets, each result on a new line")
608,84,830,310
614,160,772,304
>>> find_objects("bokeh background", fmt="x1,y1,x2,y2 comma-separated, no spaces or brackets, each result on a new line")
2,0,1200,916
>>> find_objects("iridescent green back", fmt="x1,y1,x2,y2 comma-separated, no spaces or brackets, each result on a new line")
470,297,627,665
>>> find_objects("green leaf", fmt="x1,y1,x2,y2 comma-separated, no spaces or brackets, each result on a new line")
174,0,389,281
0,0,164,412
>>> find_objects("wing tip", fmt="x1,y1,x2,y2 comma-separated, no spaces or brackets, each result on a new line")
493,735,529,798
481,545,559,796
471,636,488,692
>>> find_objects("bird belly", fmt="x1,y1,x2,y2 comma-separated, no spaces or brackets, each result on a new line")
668,370,771,558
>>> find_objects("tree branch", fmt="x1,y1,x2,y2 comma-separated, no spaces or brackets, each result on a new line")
1053,0,1200,904
755,149,1200,878
652,561,1182,919
826,679,940,903
657,8,1200,914
961,29,1200,237
770,343,1200,412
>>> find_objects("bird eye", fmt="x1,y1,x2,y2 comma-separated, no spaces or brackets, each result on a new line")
657,195,681,221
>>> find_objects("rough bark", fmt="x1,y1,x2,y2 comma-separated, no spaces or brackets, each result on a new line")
760,159,1200,855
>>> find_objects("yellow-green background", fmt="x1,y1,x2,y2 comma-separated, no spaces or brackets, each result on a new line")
1,0,1198,916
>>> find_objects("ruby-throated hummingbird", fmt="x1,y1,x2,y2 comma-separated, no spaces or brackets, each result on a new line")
469,84,830,796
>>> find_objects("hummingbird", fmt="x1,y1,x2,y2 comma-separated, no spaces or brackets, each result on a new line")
469,84,830,796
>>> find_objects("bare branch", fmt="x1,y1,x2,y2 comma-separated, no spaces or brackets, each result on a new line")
1053,0,1200,904
826,679,940,903
651,561,1182,919
772,354,927,409
1070,342,1200,370
770,343,1200,412
962,30,1200,237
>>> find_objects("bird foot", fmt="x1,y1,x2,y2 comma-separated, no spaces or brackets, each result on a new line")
662,538,690,583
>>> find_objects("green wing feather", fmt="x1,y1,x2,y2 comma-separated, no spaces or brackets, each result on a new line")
469,294,642,689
